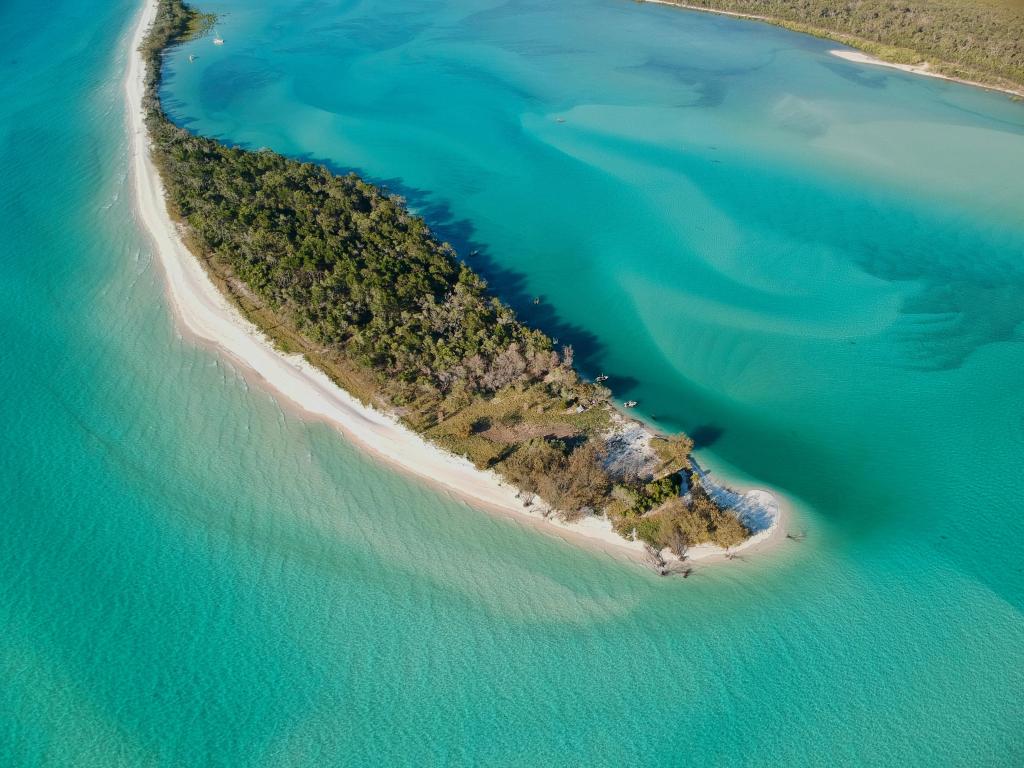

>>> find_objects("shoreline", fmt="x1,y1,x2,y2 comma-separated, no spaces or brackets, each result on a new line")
826,49,1023,98
640,0,1024,99
125,0,651,565
678,463,790,567
125,0,784,572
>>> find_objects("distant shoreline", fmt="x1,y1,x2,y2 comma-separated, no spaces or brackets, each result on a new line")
826,49,1023,97
639,0,1024,99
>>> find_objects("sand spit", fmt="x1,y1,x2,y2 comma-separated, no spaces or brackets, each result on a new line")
125,0,784,573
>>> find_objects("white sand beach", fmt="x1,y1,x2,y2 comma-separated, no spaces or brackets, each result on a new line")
125,0,784,570
829,49,1022,98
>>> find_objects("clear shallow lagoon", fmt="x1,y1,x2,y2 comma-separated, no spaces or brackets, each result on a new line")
2,0,1023,764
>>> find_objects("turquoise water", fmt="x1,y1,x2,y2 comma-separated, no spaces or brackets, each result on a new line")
2,0,1023,764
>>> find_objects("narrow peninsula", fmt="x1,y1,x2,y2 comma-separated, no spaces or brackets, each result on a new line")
130,0,782,571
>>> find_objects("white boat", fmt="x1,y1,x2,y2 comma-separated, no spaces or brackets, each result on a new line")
595,374,608,383
188,54,195,62
213,36,224,45
623,400,638,408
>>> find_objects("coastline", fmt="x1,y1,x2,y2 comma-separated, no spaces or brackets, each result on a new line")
640,0,1024,99
826,49,1023,97
125,0,654,565
678,464,789,567
125,0,785,571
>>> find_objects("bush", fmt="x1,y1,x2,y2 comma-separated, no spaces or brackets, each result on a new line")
500,439,612,521
651,434,694,478
639,495,751,555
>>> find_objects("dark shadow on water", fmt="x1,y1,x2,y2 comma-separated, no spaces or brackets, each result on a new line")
159,102,616,375
596,375,641,396
690,424,725,449
279,150,614,375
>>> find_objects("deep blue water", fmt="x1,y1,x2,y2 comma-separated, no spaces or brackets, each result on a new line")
1,0,1022,764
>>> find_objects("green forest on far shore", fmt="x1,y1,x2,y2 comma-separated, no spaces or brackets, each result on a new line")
656,0,1024,93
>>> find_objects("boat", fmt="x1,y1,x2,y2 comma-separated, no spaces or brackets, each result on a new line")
532,296,541,304
188,54,195,62
213,36,224,45
556,117,566,123
624,400,638,408
595,374,609,383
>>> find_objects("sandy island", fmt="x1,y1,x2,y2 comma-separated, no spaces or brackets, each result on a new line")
125,0,786,571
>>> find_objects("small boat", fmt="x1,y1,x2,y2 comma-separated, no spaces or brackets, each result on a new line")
213,36,224,45
188,54,195,62
595,374,609,383
624,400,638,408
556,117,566,123
532,296,541,304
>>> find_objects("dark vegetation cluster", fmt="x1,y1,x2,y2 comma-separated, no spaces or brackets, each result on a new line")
670,0,1024,90
141,0,752,553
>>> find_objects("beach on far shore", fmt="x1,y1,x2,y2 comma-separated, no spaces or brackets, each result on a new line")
640,0,1023,99
124,0,786,572
828,49,1022,97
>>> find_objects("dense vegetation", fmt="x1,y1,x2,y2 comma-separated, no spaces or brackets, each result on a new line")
658,0,1024,92
141,0,752,554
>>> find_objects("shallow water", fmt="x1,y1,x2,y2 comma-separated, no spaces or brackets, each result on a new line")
2,0,1023,764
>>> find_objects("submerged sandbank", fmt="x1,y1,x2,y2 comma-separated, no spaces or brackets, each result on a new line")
640,0,1023,98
